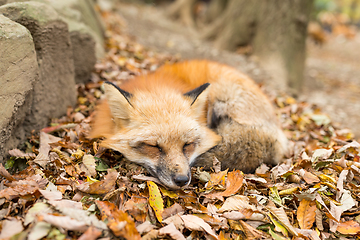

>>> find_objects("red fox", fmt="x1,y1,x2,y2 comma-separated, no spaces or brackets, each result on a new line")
90,60,288,189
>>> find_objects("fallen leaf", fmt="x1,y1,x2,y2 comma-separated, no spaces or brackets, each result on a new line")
336,220,360,235
295,228,321,240
41,214,88,231
269,228,289,240
163,214,185,231
80,154,97,177
222,211,265,221
337,141,360,153
298,169,320,184
25,202,52,226
33,131,61,168
0,163,16,181
8,149,36,158
239,220,270,239
78,226,103,240
77,169,118,194
159,223,186,240
0,174,48,200
96,200,140,239
218,195,257,213
147,181,164,222
136,221,156,235
205,170,227,189
329,201,343,232
339,190,356,212
39,189,62,201
266,202,298,236
211,170,243,197
162,203,184,220
0,218,24,239
297,199,316,229
311,148,333,162
181,214,218,239
28,222,51,240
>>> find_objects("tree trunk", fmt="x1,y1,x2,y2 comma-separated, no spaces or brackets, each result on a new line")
252,0,313,95
201,0,313,95
166,0,197,27
166,0,313,95
203,0,228,23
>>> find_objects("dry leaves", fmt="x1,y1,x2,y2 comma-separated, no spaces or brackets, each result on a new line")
297,199,316,229
1,7,360,240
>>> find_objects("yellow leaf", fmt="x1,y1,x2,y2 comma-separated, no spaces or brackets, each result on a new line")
147,181,164,222
297,199,316,229
160,187,178,199
206,170,228,189
268,213,288,237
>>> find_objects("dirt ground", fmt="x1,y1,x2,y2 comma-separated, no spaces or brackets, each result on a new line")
114,2,360,139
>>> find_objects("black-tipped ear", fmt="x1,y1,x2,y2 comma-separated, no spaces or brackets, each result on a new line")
184,83,210,106
104,81,133,107
103,81,134,121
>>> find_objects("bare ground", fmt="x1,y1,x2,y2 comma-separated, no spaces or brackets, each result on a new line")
115,2,360,139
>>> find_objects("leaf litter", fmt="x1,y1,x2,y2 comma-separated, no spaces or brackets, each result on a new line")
1,8,360,240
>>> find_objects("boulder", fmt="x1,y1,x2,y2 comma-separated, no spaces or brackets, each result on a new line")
0,2,77,131
1,0,105,83
0,14,39,162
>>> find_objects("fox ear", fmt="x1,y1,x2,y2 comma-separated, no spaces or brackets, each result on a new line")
184,83,210,106
184,83,210,120
103,82,133,121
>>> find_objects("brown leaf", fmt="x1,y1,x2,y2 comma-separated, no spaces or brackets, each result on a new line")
123,196,148,222
0,163,16,181
205,170,227,189
298,169,320,184
136,221,156,235
218,195,257,213
239,220,270,239
96,200,141,239
211,170,244,197
34,131,61,168
297,199,316,229
162,203,184,220
159,223,186,240
41,214,88,232
8,148,36,158
0,218,24,239
77,169,118,194
0,175,48,200
336,220,360,235
180,215,218,239
39,189,62,201
132,174,162,185
78,226,103,240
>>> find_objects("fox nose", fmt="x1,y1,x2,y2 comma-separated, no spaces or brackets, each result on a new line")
173,174,190,187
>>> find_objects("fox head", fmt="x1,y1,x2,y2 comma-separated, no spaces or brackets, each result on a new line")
93,81,221,189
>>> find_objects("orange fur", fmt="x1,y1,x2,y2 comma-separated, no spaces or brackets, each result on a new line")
91,60,288,189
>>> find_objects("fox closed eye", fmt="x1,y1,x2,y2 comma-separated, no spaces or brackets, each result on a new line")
183,142,196,157
146,143,162,153
134,142,163,157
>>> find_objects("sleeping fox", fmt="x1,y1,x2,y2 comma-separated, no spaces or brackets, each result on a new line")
90,60,288,189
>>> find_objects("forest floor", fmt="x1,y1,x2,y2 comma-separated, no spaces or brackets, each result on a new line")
115,2,360,139
2,3,360,239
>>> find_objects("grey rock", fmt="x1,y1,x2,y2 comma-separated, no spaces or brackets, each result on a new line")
1,0,104,83
0,14,39,162
0,1,77,131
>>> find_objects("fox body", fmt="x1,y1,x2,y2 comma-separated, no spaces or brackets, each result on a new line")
91,60,288,189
